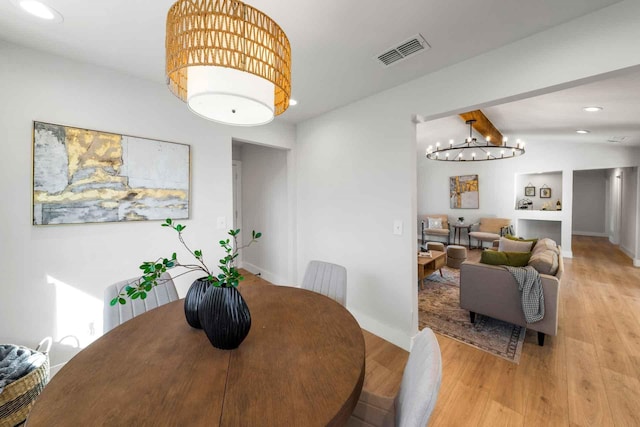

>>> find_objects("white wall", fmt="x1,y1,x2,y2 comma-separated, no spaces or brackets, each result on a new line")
297,0,640,348
0,41,295,365
620,167,639,259
238,144,291,285
573,169,607,236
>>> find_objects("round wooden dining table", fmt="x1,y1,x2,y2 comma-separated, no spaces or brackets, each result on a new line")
26,283,365,426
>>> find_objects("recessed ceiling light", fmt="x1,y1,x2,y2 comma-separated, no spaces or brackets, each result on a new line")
11,0,63,22
583,106,603,112
576,129,591,134
289,99,298,106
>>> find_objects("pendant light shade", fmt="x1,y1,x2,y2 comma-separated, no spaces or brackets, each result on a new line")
166,0,291,126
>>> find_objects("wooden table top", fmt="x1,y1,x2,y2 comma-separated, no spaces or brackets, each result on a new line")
418,250,445,266
26,283,365,427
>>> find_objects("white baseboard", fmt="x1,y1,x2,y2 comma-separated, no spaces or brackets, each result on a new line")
561,250,573,259
348,307,412,351
634,258,640,268
619,245,636,260
241,261,289,286
572,231,608,237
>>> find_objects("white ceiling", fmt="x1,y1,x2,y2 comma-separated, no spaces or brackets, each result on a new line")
0,0,621,123
416,68,640,153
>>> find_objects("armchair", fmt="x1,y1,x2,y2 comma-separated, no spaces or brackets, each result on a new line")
419,214,451,247
468,218,511,249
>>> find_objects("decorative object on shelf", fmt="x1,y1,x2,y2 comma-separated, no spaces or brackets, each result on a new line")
458,217,465,224
541,201,553,210
556,199,562,210
524,184,535,197
517,198,533,209
166,0,291,126
450,175,479,209
32,121,190,225
110,219,261,349
540,185,551,198
425,118,525,162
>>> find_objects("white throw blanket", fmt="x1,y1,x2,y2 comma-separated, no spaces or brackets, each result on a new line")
503,266,545,323
0,344,46,393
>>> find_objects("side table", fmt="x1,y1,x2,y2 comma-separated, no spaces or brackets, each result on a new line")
452,223,471,249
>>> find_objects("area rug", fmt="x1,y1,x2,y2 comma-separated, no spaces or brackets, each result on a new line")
418,267,525,363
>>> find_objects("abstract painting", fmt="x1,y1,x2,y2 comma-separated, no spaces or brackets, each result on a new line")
33,121,190,225
450,174,479,209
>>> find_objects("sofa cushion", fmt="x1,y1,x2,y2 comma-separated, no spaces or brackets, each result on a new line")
532,238,559,256
528,249,559,275
498,237,534,253
505,234,538,247
480,250,531,267
469,231,501,242
427,217,442,229
424,228,449,236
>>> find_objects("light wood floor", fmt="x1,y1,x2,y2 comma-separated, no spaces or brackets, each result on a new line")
363,236,640,427
244,236,640,426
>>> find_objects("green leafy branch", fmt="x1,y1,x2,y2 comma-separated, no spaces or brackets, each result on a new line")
110,219,261,306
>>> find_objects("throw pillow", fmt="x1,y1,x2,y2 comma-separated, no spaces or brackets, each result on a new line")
528,249,559,275
498,237,534,253
480,250,531,267
427,217,442,229
505,234,538,247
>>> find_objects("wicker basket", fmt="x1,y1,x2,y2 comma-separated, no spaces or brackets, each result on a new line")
0,338,51,427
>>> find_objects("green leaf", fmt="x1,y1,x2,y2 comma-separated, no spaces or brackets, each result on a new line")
255,232,262,239
172,252,177,260
118,298,126,305
131,292,140,300
166,218,173,225
110,298,118,306
140,292,147,300
195,250,202,257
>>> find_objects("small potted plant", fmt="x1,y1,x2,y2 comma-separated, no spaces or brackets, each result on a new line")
458,217,465,224
110,218,261,349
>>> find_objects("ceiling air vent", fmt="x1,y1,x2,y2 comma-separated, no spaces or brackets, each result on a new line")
376,34,430,67
607,136,628,143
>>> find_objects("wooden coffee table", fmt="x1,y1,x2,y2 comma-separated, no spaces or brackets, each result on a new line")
417,250,446,289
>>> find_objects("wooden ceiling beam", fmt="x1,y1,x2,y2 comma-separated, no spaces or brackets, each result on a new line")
458,110,503,146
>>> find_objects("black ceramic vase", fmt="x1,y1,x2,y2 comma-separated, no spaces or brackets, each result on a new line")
198,285,251,350
184,278,212,329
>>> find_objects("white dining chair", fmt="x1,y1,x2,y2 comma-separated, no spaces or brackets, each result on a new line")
103,272,179,333
348,328,442,427
301,260,347,306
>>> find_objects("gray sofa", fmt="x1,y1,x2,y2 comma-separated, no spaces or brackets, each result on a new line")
459,243,563,346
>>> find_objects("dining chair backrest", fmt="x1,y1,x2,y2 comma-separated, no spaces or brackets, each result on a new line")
301,260,347,306
103,272,179,333
395,328,442,426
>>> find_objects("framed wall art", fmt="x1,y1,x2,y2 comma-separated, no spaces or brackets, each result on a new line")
32,121,190,225
524,185,535,197
450,174,479,209
540,185,551,198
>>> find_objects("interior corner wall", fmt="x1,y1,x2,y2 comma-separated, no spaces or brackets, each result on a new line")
572,169,607,236
238,144,290,285
296,0,640,348
0,41,295,362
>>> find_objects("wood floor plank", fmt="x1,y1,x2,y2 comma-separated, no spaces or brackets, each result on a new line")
477,400,524,427
601,368,640,427
565,337,614,427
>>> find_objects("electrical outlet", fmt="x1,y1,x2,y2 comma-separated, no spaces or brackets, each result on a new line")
216,216,226,229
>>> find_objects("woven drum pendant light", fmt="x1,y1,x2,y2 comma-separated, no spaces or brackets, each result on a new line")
166,0,291,126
